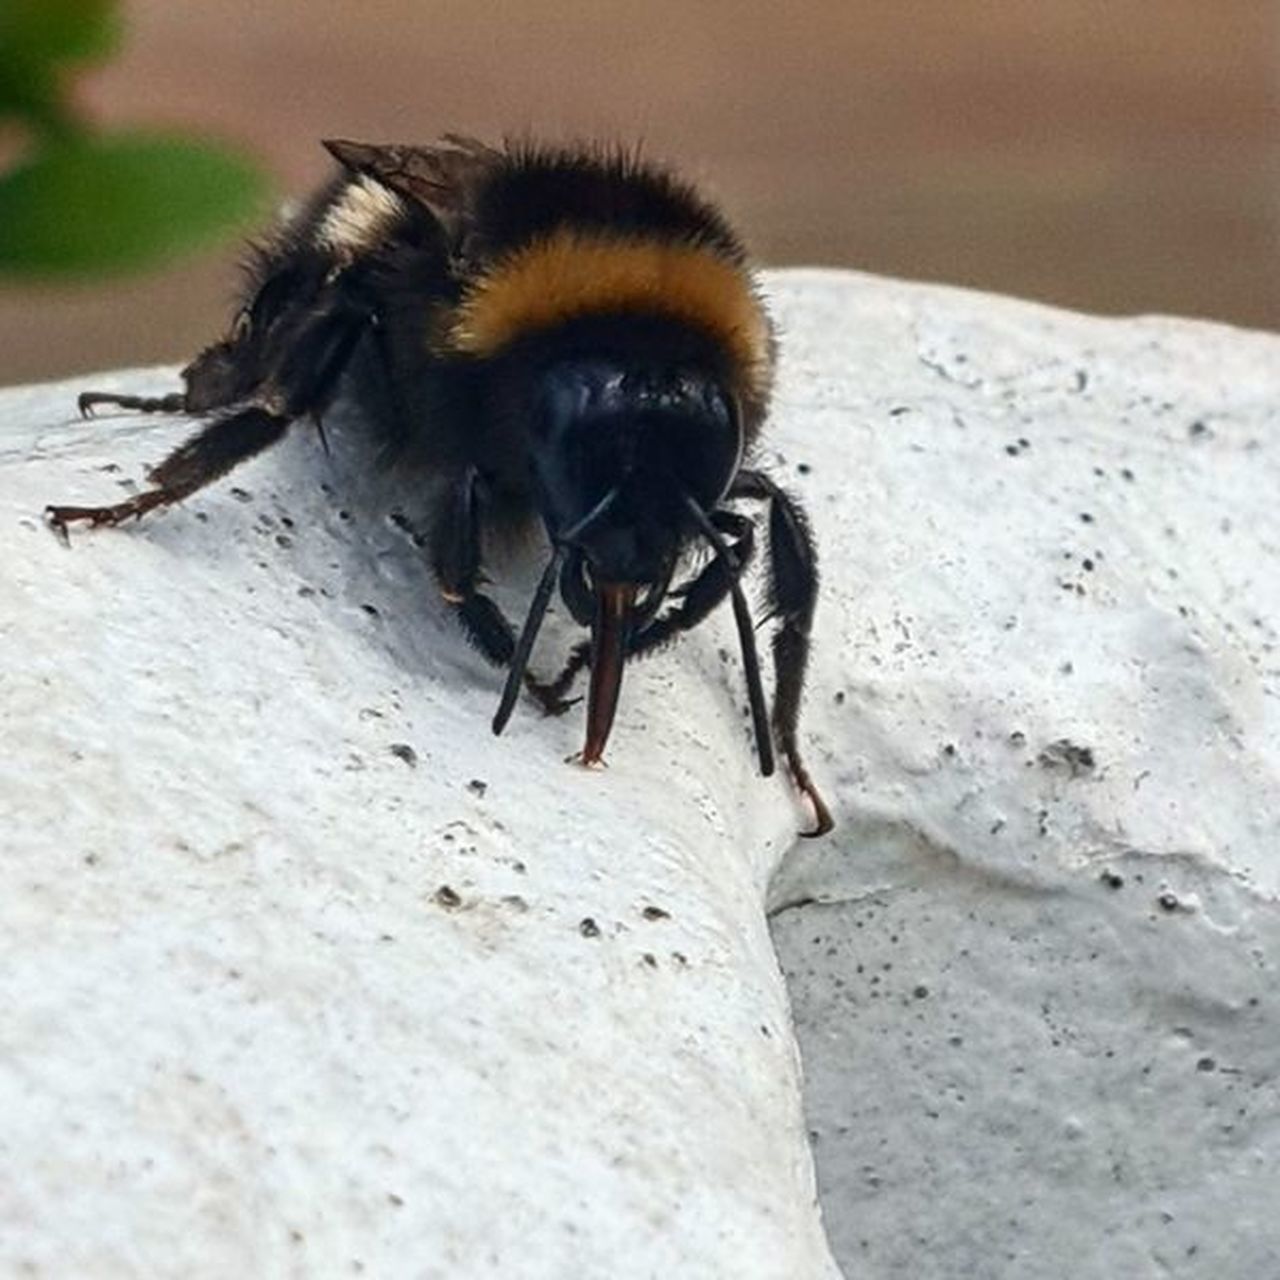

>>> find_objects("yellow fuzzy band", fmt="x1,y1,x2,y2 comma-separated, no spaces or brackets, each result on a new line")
444,232,770,386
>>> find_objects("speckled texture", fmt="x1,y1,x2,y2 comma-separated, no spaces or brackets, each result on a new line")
0,346,837,1276
762,272,1280,1279
3,269,1278,1279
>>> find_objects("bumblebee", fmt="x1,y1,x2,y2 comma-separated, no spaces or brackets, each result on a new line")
47,136,832,835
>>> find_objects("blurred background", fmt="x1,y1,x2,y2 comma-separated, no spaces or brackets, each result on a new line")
0,0,1276,384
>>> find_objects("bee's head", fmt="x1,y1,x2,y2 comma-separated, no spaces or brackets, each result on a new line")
529,354,743,761
532,356,741,578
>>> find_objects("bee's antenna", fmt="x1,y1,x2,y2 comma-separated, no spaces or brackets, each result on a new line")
558,487,620,546
680,494,775,777
492,487,622,737
492,545,566,736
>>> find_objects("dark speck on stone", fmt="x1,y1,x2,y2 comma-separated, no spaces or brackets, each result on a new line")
642,905,670,922
467,778,487,797
230,487,252,503
1100,870,1125,890
1157,891,1182,913
389,743,417,768
1080,512,1094,524
434,885,461,910
361,603,379,618
579,917,600,938
1196,1056,1216,1073
1038,738,1094,776
913,985,930,999
797,462,812,475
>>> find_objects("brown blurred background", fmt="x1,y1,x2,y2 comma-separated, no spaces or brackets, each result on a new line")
1,0,1276,385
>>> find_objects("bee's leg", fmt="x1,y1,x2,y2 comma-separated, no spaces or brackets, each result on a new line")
515,509,753,743
46,407,290,534
49,307,371,537
528,640,590,714
424,481,595,718
422,470,580,722
76,333,259,420
729,469,832,836
78,220,379,435
77,390,188,418
627,511,755,657
428,467,517,670
532,511,757,718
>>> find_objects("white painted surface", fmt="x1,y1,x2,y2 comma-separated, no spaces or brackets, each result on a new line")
2,270,1278,1278
762,272,1280,1279
0,341,835,1276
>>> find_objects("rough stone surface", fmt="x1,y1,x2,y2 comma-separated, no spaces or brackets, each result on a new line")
764,272,1280,1279
3,269,1278,1278
0,347,834,1275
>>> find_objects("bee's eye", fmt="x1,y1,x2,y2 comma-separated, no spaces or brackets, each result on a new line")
538,369,592,435
701,382,734,429
537,361,623,441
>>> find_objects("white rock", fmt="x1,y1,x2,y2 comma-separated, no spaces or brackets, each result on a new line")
0,365,832,1271
3,269,1278,1278
764,272,1280,1279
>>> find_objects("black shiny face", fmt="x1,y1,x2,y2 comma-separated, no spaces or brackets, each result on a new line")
531,357,742,589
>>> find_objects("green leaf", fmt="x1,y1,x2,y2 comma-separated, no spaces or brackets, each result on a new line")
0,0,120,67
0,132,272,278
0,0,121,120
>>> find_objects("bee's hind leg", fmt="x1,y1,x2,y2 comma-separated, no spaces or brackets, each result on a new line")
77,390,188,418
76,332,264,420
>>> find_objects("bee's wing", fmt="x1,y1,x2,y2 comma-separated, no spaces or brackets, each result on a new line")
321,136,500,249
